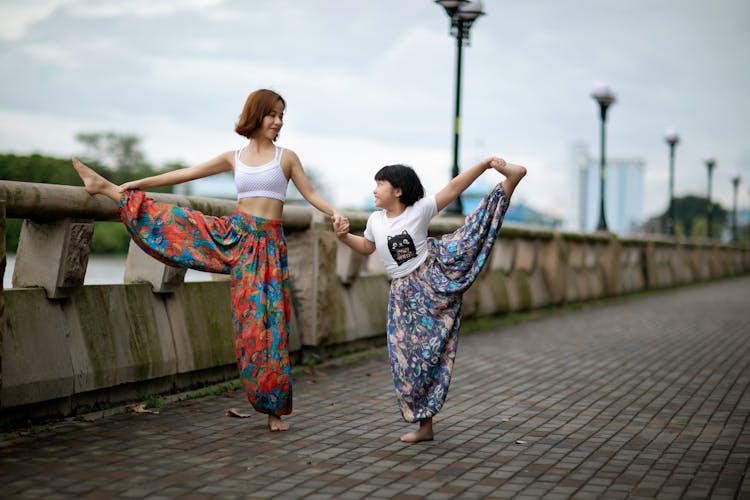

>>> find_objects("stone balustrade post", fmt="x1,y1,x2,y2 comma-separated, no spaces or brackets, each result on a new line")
124,240,187,293
601,233,621,296
542,231,567,305
286,213,339,347
13,217,94,299
336,243,365,286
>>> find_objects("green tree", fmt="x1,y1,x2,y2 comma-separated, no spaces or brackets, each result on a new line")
0,153,86,185
76,131,147,176
652,195,727,238
90,222,132,254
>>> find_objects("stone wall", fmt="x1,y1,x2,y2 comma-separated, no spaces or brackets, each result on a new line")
1,180,749,423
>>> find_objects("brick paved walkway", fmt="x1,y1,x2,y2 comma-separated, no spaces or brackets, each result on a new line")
2,276,749,499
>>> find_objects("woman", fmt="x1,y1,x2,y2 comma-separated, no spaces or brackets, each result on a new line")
73,89,347,431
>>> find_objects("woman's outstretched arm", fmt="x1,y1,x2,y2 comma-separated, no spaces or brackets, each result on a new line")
119,151,234,192
72,152,235,202
287,150,344,219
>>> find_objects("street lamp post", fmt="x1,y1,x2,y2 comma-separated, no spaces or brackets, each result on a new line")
704,155,716,239
435,0,485,215
591,82,616,232
731,174,741,242
664,128,680,236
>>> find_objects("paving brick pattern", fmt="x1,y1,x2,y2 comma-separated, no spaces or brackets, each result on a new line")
2,276,749,499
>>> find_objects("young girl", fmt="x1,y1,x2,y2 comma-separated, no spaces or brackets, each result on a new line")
72,89,347,432
333,157,526,442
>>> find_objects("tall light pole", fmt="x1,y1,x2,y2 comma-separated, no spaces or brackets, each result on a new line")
731,174,741,242
591,82,616,232
704,154,716,239
664,128,680,236
435,0,486,215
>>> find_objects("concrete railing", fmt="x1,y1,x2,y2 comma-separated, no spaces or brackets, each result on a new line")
2,180,749,423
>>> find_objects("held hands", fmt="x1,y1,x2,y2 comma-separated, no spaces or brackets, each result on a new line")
331,213,350,238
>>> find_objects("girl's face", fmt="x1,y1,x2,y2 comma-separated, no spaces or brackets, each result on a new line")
260,100,284,141
373,180,402,209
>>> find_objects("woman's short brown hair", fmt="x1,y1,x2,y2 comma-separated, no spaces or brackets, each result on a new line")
234,89,286,139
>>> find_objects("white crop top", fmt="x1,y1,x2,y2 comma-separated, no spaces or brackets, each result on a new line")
234,145,289,201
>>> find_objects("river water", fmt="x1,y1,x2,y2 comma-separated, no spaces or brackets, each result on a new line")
3,254,215,289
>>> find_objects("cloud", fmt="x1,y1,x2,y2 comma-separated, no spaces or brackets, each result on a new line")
1,0,749,228
64,0,223,19
0,0,68,40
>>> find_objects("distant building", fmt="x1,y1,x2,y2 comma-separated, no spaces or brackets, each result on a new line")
577,152,645,235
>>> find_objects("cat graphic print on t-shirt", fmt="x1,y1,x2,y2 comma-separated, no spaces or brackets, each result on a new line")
387,230,417,266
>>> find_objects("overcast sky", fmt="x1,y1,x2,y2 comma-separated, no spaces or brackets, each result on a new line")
1,0,749,228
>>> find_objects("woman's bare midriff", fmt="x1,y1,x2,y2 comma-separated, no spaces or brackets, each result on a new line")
236,197,285,220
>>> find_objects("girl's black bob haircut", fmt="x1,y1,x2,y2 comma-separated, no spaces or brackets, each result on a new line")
374,164,425,207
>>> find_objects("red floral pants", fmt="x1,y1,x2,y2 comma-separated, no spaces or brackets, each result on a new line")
118,190,292,416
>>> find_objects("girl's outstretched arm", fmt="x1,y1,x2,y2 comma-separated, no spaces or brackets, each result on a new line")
332,218,375,255
435,157,503,212
119,152,234,191
335,231,376,256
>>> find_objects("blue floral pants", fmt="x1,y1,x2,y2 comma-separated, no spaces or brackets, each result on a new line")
387,183,509,422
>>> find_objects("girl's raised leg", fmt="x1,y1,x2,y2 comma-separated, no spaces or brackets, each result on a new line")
71,157,121,201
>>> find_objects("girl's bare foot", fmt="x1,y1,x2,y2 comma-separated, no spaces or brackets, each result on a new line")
268,414,289,432
71,156,121,201
400,417,433,443
493,161,527,199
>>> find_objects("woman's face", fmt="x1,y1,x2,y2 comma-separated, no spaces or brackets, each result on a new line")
261,100,284,141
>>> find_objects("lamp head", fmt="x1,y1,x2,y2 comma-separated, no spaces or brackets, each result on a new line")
591,81,616,108
435,0,468,17
664,127,680,147
437,0,485,43
457,0,485,21
703,154,716,171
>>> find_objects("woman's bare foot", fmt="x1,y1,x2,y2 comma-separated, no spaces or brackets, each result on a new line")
493,160,527,199
71,157,121,201
268,414,289,432
400,417,434,443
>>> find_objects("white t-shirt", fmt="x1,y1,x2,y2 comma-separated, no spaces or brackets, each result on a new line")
364,195,438,279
